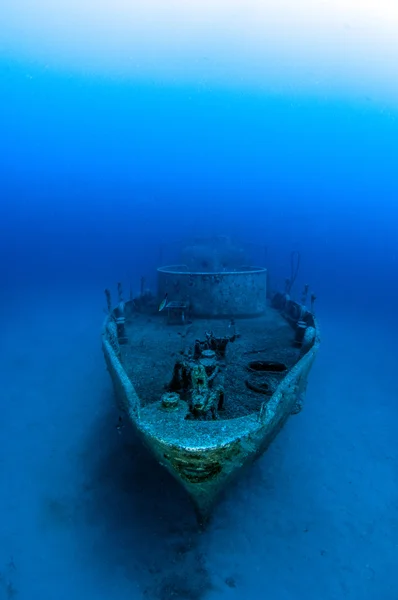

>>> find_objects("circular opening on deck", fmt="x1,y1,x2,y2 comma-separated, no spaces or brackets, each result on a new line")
247,360,287,373
245,377,271,395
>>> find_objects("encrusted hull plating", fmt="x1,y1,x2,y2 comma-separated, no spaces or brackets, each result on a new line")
102,320,320,519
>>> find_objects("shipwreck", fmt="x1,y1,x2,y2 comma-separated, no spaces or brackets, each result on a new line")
101,236,320,521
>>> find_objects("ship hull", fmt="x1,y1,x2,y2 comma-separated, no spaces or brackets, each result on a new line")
102,324,319,519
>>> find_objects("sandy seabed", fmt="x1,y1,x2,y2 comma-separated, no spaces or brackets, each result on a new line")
1,285,397,600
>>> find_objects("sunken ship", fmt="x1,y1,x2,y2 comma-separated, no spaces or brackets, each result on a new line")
101,236,320,519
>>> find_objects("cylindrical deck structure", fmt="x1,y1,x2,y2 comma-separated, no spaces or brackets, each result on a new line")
157,265,267,318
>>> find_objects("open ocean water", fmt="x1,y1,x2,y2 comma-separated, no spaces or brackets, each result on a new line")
1,1,398,598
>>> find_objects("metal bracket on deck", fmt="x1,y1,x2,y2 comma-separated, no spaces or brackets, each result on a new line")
165,301,188,325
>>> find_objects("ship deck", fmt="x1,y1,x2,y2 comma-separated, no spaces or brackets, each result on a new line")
119,306,301,420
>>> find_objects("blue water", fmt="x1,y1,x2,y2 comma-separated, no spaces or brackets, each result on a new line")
1,25,398,600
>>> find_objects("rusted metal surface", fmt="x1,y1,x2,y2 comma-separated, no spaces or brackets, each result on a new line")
157,265,267,318
101,308,320,518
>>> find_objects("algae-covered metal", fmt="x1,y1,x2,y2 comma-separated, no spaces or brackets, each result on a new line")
157,265,267,318
101,239,320,519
